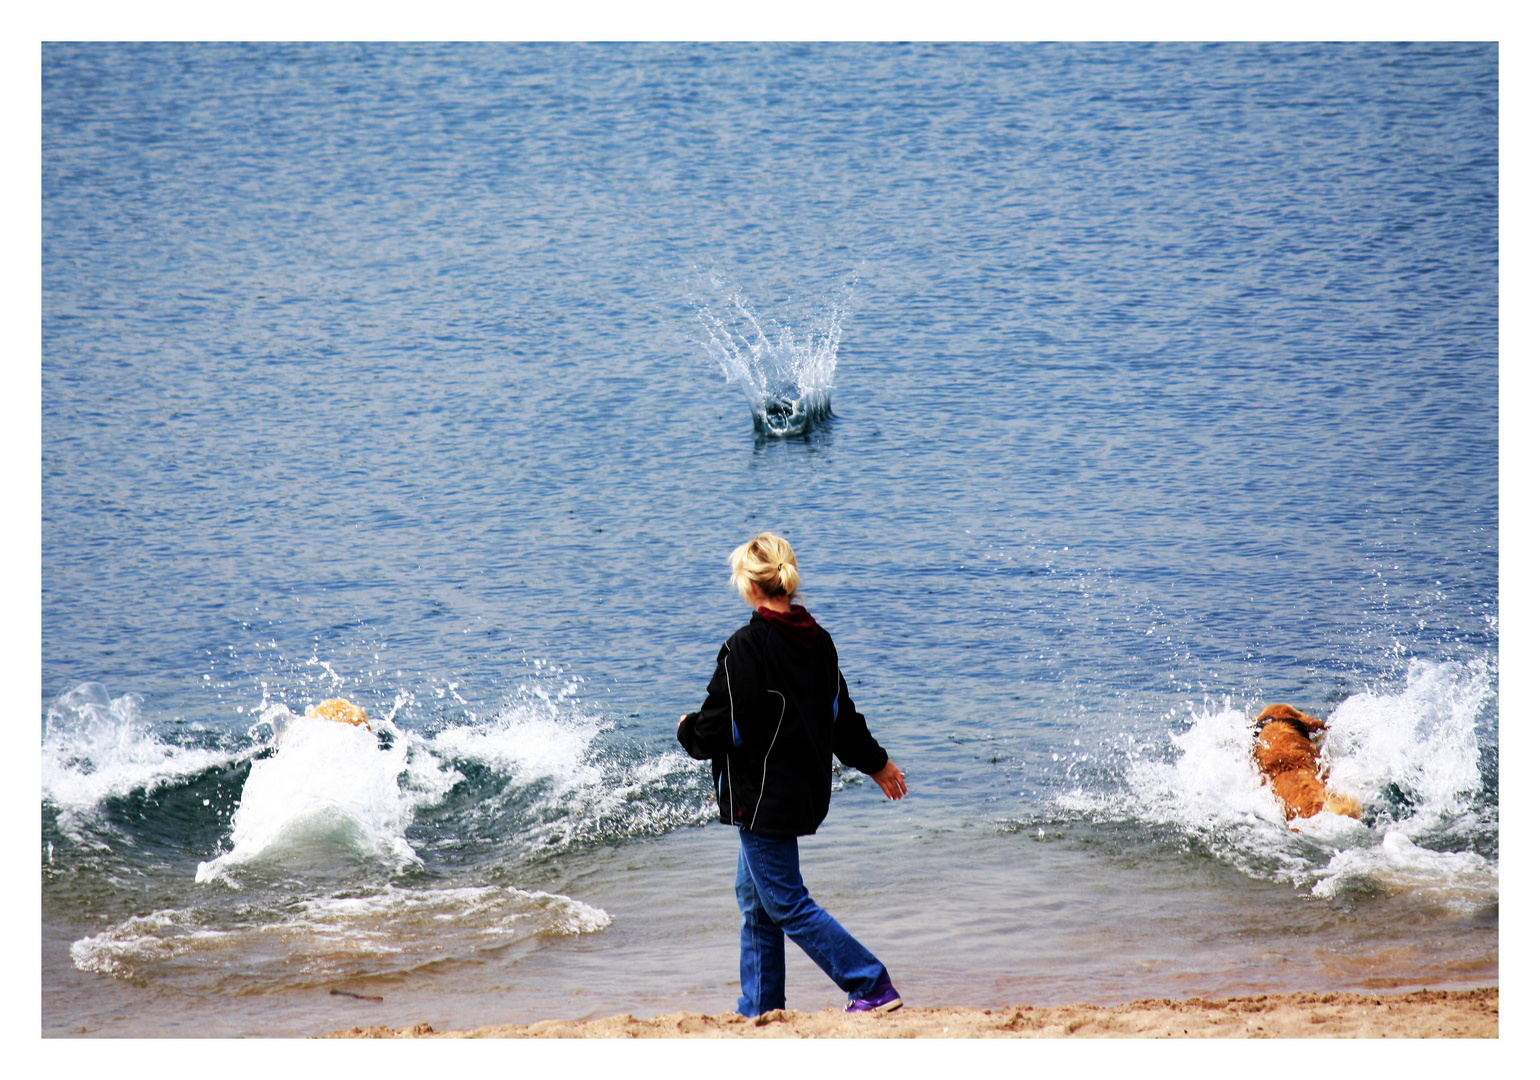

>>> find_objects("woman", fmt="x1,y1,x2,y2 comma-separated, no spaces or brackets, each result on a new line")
677,532,908,1016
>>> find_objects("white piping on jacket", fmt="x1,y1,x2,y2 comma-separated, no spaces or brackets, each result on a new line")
749,688,786,833
723,644,734,818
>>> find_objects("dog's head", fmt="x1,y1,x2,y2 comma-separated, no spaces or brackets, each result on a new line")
1253,702,1325,737
306,698,371,729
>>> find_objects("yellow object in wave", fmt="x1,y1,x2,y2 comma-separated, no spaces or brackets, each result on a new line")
305,698,370,729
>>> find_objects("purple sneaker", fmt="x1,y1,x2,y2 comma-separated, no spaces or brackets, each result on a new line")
845,972,902,1013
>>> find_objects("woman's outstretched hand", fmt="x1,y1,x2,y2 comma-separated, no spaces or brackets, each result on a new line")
871,759,907,800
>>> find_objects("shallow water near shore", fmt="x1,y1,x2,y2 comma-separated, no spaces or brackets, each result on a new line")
43,43,1496,1037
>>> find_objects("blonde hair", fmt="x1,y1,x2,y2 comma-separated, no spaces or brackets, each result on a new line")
729,532,800,602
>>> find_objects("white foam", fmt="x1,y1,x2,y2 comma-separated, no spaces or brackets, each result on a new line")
69,909,204,977
1061,658,1496,908
195,710,461,884
195,683,707,882
428,696,709,849
1123,702,1285,830
1317,658,1490,829
1310,830,1497,912
429,700,604,790
43,683,242,828
71,885,611,984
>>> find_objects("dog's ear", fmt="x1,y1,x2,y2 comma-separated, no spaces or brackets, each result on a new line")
1293,712,1326,734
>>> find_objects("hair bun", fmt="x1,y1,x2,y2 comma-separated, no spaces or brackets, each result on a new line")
728,533,801,602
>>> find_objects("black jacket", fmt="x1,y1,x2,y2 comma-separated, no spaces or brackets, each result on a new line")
677,609,889,837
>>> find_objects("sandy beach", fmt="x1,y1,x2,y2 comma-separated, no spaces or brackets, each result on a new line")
323,987,1496,1039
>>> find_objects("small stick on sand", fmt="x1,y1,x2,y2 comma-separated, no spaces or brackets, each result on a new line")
329,989,385,1003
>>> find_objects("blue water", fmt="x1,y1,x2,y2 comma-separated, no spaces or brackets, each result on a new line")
42,42,1497,1036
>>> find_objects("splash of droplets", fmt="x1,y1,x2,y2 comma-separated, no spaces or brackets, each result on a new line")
43,683,245,835
1045,658,1496,911
694,278,850,436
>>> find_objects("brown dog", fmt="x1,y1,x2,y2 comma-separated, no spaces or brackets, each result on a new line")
305,697,371,730
1253,703,1360,822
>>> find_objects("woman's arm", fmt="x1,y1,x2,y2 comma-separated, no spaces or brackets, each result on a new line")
677,640,752,760
831,670,906,799
831,668,896,780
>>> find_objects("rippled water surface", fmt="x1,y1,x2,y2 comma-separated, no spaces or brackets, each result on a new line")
42,42,1497,1036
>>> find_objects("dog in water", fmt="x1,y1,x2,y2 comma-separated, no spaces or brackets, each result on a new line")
305,698,370,730
1253,703,1360,822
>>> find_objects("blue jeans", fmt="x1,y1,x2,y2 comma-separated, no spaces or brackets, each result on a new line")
734,827,888,1017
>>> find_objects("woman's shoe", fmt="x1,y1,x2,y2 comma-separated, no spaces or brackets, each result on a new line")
845,973,902,1013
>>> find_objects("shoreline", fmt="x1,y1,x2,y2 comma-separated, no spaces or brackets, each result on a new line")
323,987,1497,1039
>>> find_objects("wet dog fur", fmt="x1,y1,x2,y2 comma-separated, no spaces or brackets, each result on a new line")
1252,703,1360,822
306,698,370,729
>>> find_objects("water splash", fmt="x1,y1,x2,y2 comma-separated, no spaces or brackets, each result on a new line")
181,666,711,887
430,697,604,791
694,279,850,436
43,683,244,836
194,709,461,885
426,692,710,856
1309,830,1496,911
1317,658,1490,831
42,665,710,888
1051,658,1496,910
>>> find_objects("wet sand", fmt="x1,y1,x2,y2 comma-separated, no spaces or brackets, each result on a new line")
324,987,1496,1039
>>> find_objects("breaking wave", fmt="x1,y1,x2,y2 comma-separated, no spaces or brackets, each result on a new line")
42,683,246,836
424,693,710,858
43,669,713,892
48,670,703,986
37,674,708,893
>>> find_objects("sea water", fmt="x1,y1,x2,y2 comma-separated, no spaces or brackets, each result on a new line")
42,42,1497,1036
